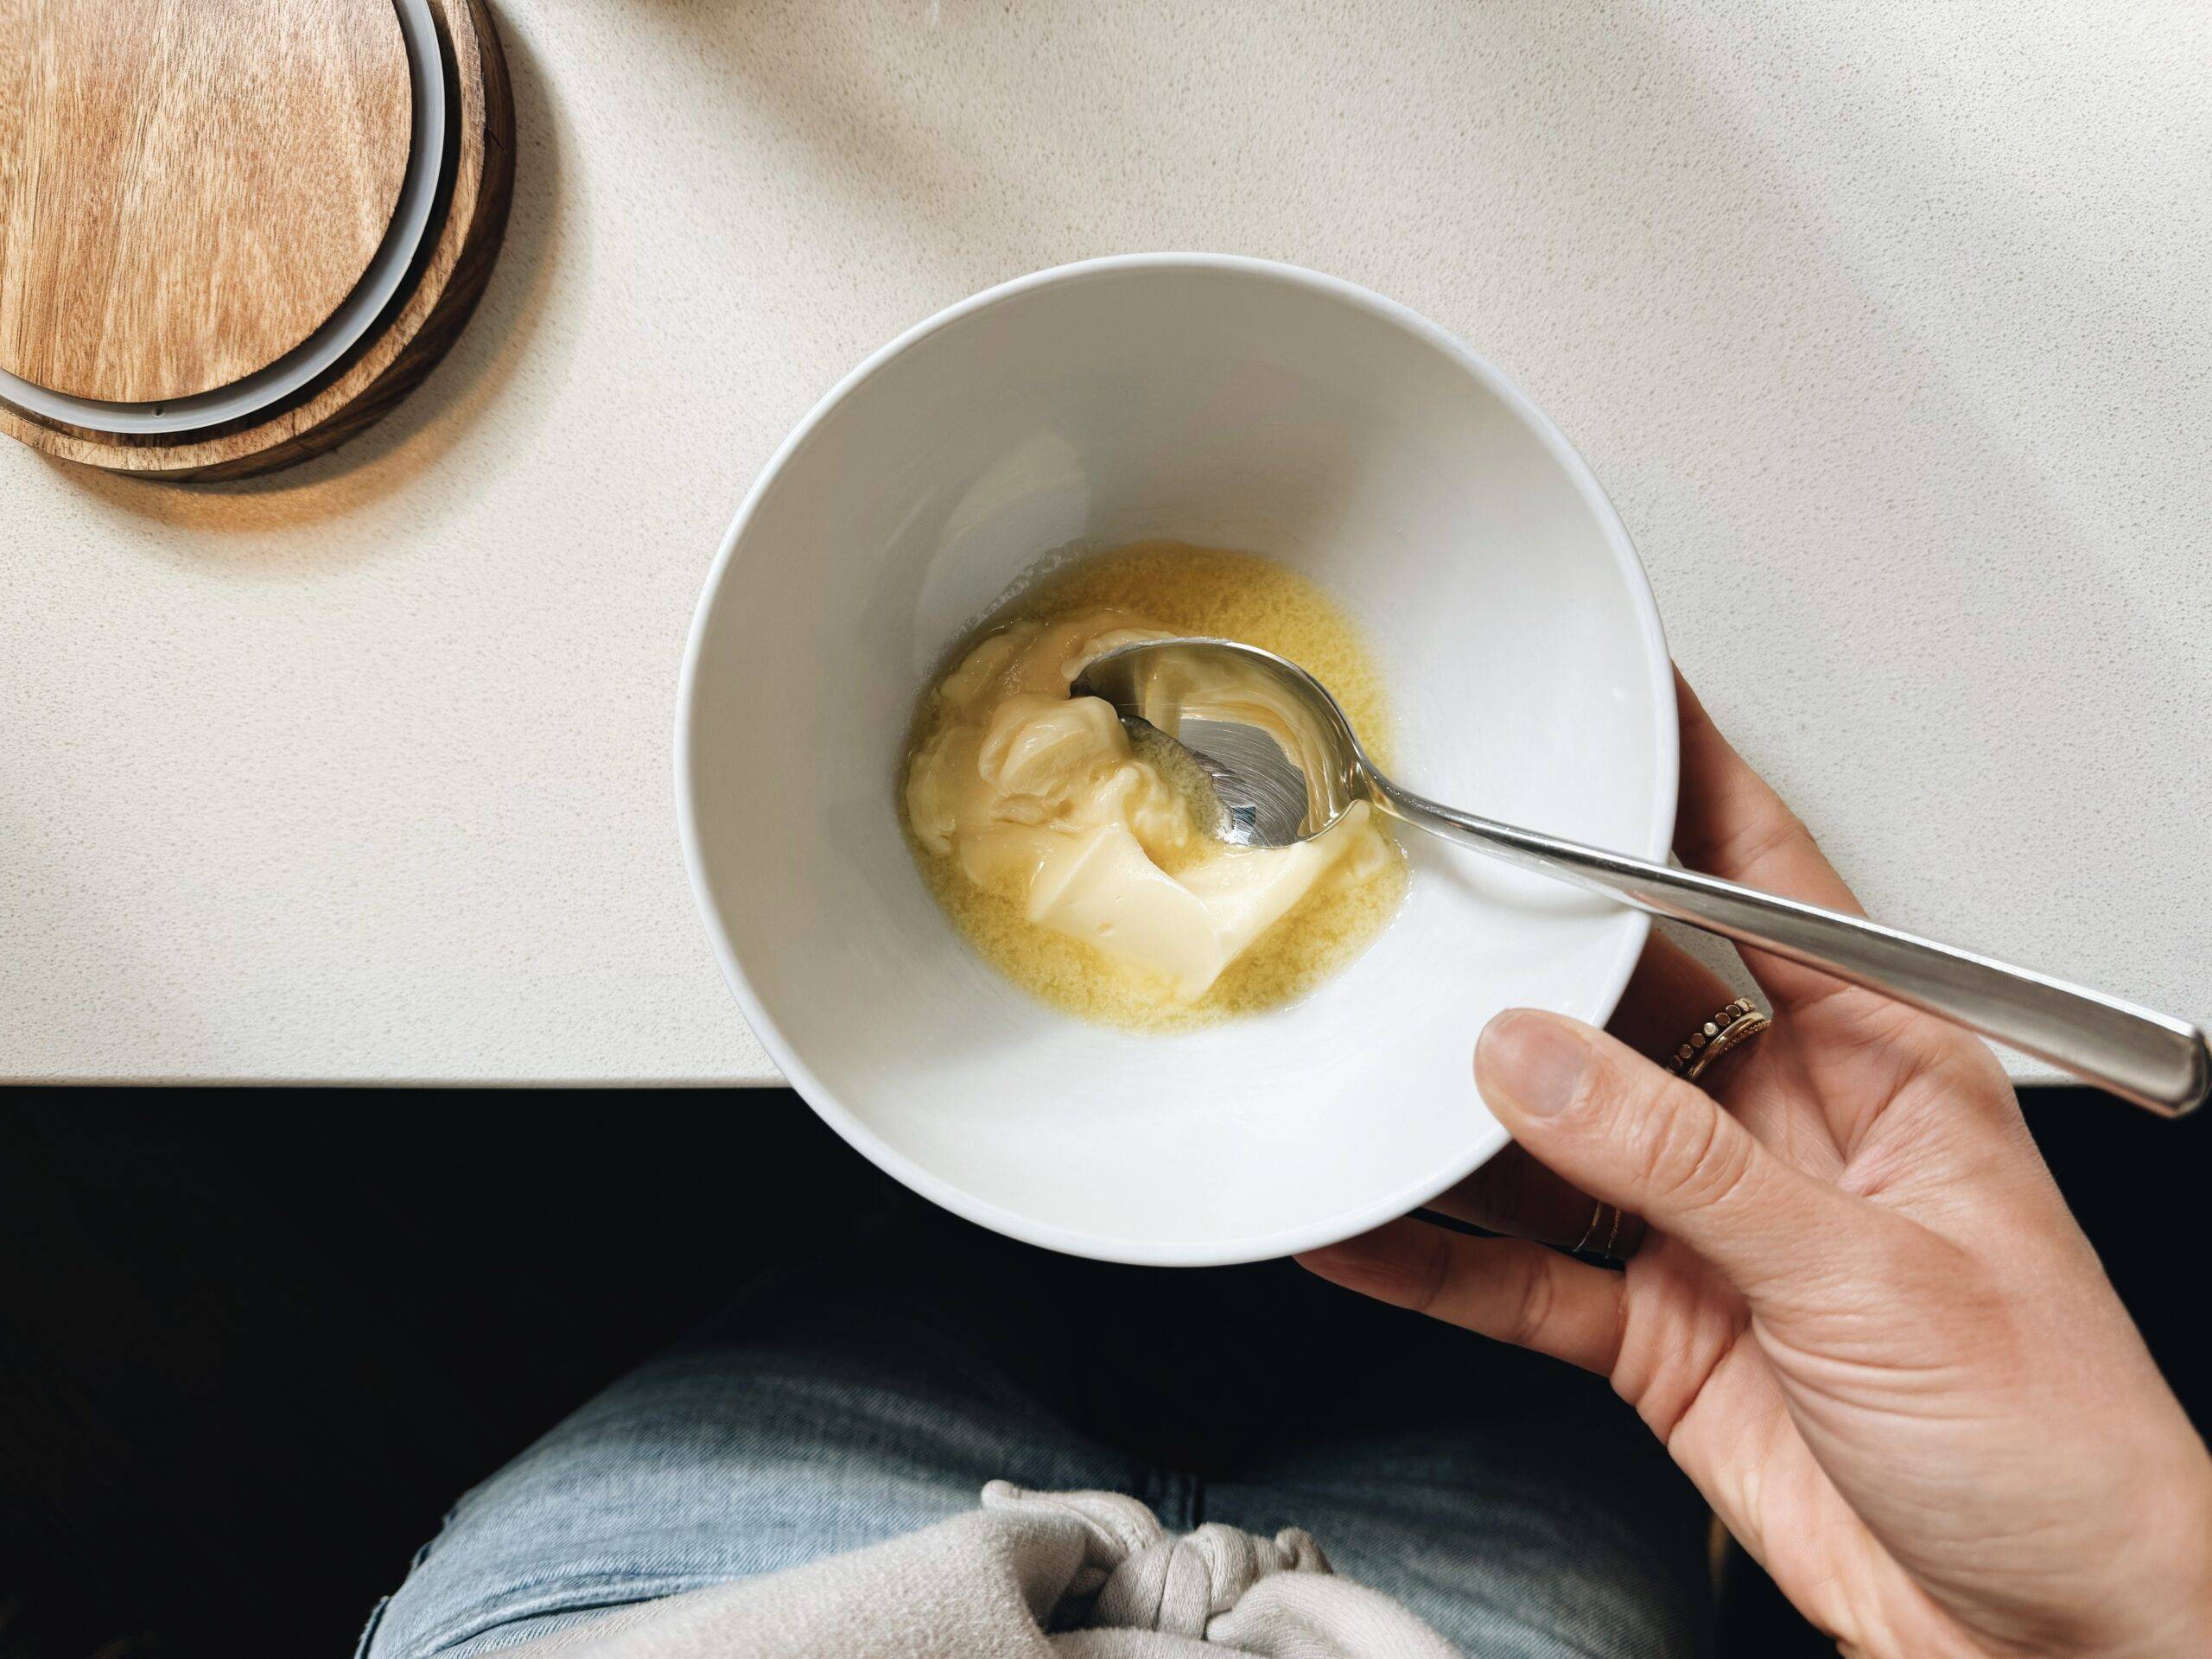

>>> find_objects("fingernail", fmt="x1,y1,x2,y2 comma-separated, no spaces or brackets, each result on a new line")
1478,1011,1592,1117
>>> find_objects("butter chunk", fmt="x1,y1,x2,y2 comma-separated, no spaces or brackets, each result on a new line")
1180,802,1372,969
1025,823,1225,1000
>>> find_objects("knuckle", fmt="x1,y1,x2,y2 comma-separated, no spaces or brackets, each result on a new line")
1405,1230,1454,1319
1621,1082,1752,1214
1690,1126,1762,1216
1715,807,1817,878
1505,1255,1555,1345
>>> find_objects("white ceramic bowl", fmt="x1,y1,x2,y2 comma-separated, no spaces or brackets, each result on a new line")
677,255,1675,1266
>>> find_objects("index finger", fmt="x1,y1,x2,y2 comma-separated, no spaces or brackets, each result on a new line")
1670,668,1878,1014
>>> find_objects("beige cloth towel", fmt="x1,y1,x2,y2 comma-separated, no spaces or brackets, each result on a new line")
493,1481,1457,1659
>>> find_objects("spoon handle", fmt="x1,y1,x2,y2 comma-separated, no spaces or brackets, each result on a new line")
1377,783,2209,1117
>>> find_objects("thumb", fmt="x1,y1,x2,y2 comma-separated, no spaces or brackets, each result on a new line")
1476,1009,1887,1308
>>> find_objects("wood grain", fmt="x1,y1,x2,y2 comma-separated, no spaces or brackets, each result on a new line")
0,0,514,479
0,0,412,404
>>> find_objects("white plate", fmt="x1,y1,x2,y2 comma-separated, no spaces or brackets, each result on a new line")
677,255,1675,1265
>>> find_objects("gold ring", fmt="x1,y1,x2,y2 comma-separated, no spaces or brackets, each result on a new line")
1572,1200,1609,1255
1572,1199,1629,1258
1667,996,1771,1084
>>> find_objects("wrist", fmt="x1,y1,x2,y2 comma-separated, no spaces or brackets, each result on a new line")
2077,1468,2212,1659
2148,1552,2212,1658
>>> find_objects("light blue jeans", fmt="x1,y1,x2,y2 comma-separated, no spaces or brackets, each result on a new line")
359,1200,1707,1658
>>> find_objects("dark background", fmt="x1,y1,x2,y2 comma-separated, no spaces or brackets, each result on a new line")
0,1087,2199,1658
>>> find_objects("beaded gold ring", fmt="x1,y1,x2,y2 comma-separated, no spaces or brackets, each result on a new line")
1666,996,1771,1084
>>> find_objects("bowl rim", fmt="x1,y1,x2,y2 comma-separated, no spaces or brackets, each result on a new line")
675,251,1677,1266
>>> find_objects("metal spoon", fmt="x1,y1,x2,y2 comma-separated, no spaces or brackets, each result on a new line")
1074,637,2209,1117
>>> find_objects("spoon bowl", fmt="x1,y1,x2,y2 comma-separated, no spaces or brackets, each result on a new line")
1074,638,1370,848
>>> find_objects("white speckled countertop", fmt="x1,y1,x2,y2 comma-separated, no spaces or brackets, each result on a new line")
3,1,2207,1085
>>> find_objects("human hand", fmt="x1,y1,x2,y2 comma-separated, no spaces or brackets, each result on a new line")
1300,673,2212,1659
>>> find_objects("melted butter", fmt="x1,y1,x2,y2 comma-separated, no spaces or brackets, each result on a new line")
903,542,1408,1031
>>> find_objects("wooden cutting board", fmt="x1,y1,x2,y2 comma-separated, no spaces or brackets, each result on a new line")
0,0,513,479
0,0,414,404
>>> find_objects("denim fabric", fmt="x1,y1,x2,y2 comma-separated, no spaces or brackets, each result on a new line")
361,1200,1707,1659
